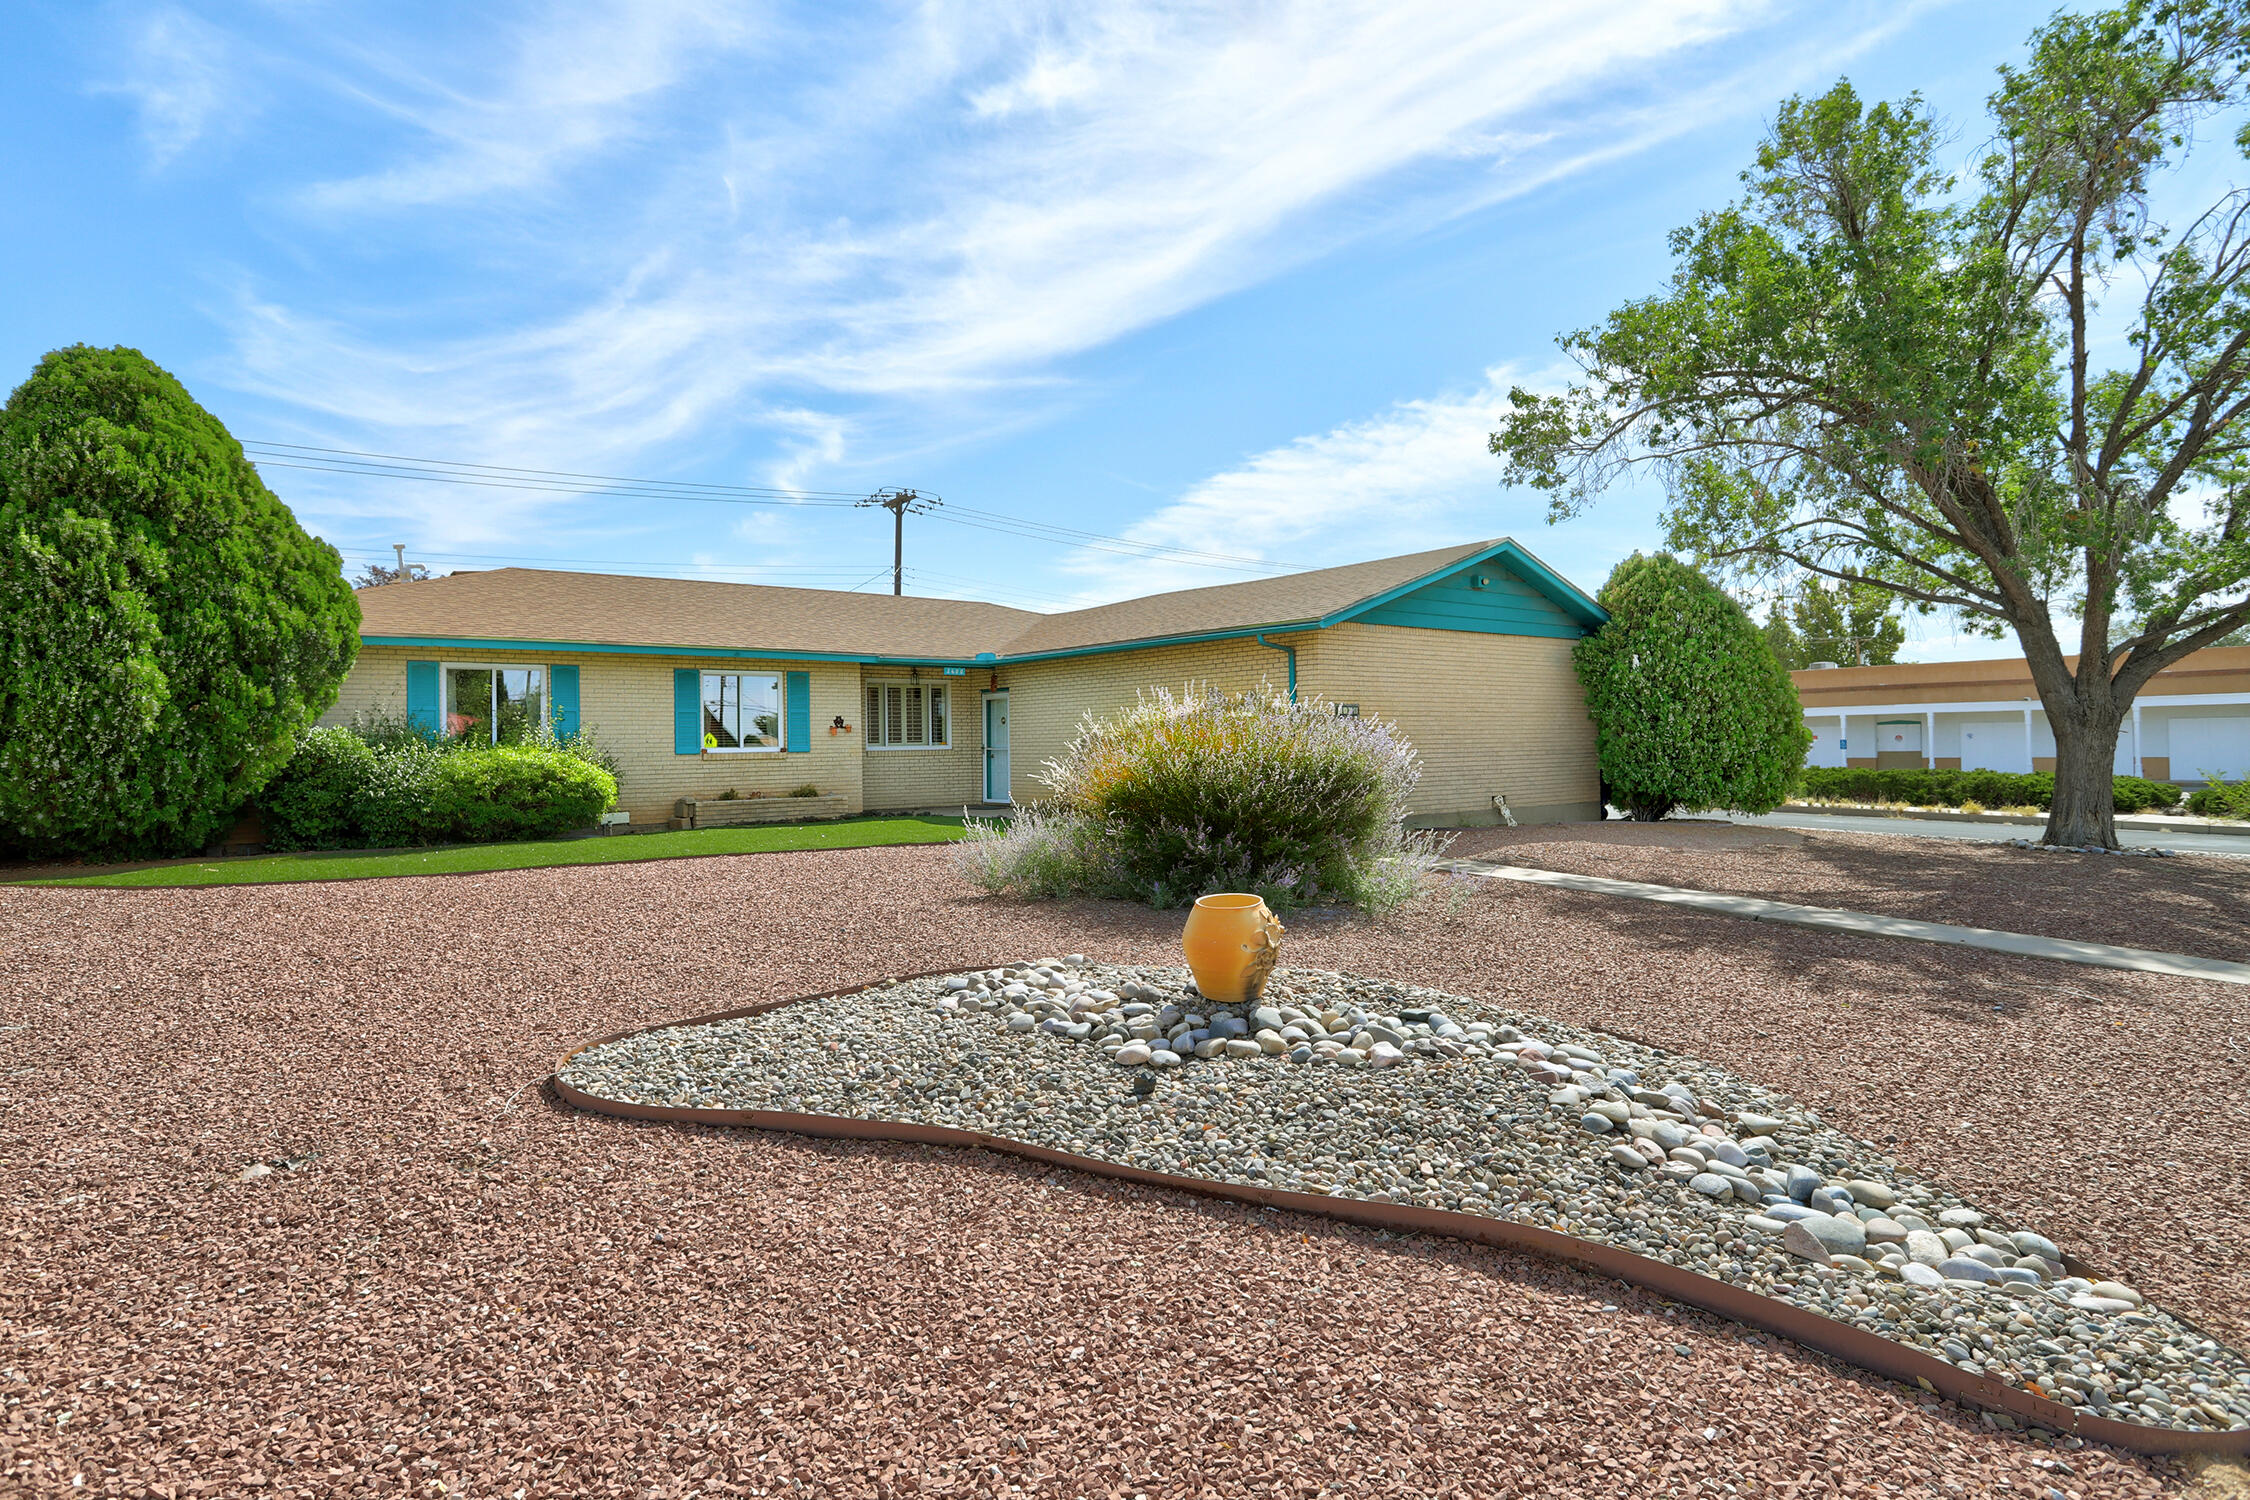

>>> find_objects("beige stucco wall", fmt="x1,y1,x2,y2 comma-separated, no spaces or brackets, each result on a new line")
324,646,867,825
1295,622,1601,825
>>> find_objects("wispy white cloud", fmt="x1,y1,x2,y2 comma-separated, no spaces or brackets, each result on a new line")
1057,368,1530,602
214,1,1805,473
165,0,1949,561
96,5,237,168
301,1,763,211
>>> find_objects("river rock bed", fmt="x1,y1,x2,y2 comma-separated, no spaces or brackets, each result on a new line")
560,957,2250,1434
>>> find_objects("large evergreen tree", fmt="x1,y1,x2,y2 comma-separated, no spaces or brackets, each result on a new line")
1575,554,1811,821
1496,1,2250,848
0,346,360,857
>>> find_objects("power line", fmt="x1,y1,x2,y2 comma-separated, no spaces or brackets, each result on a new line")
248,438,1301,575
245,441,869,500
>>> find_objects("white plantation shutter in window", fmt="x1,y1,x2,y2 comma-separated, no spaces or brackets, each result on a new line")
866,684,882,744
904,685,925,744
929,687,946,745
883,686,904,746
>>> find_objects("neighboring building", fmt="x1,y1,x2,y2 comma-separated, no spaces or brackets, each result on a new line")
328,538,1610,828
1791,647,2250,783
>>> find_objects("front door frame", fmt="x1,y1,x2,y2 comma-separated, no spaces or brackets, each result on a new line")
982,690,1012,804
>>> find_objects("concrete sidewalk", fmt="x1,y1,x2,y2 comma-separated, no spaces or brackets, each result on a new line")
1440,858,2250,986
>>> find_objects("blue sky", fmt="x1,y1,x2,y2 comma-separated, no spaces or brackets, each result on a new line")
5,0,2067,652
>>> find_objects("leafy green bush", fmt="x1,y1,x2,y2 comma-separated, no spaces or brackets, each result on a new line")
260,713,623,850
1574,554,1811,820
954,683,1439,911
1794,766,2182,813
0,346,360,858
258,727,376,851
354,741,448,848
2186,778,2250,819
423,746,616,843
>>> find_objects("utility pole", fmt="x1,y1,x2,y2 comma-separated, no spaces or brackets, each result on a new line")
856,488,942,595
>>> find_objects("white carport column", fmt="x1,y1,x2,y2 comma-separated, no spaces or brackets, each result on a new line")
1925,711,1934,769
2023,707,2034,774
2133,703,2144,776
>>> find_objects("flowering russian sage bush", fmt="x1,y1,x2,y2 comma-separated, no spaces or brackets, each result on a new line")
954,684,1440,911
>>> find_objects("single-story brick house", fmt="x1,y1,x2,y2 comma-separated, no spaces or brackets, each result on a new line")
326,538,1609,828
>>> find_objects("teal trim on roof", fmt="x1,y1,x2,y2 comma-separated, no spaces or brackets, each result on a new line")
358,542,1606,667
1348,560,1585,640
361,635,977,666
1322,541,1605,634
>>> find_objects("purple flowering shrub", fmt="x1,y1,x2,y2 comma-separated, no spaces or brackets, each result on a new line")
954,683,1442,910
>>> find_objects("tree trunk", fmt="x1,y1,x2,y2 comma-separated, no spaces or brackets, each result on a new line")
2044,710,2124,849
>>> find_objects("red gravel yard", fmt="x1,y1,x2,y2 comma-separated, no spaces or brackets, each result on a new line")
1448,820,2250,965
4,845,2245,1498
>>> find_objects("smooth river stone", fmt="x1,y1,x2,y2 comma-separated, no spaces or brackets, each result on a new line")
1792,1213,1868,1257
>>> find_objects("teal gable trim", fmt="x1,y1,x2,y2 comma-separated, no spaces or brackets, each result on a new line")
674,669,703,755
1351,564,1585,640
549,664,580,736
784,670,811,752
405,660,439,736
1323,541,1605,635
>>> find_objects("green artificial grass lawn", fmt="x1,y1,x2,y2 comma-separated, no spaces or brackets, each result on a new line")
14,815,971,888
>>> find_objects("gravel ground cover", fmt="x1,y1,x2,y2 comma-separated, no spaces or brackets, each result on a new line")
1444,822,2250,964
562,960,2250,1435
5,845,2248,1498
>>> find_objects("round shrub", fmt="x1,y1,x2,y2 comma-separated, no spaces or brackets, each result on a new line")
422,746,617,843
956,683,1437,910
0,346,360,858
259,727,376,850
1575,554,1810,820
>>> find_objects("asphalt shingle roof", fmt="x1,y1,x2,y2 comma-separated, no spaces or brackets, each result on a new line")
355,538,1542,661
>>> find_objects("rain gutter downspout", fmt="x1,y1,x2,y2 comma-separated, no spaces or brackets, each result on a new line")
1254,632,1297,701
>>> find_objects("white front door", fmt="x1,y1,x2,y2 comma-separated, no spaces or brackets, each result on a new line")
983,692,1011,803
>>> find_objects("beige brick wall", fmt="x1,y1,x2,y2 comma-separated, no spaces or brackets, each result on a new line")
992,627,1596,823
995,637,1292,804
1297,623,1599,824
324,646,866,825
328,618,1600,828
858,670,986,810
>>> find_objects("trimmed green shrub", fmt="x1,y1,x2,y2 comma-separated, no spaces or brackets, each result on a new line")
258,727,376,851
2186,778,2250,819
953,683,1439,911
1794,766,2183,814
422,746,616,843
1575,554,1811,820
353,741,447,848
0,346,360,858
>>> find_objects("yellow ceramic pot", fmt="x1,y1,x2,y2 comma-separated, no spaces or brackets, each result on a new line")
1181,893,1285,1006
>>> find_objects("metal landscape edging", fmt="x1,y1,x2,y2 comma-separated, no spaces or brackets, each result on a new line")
551,968,2250,1460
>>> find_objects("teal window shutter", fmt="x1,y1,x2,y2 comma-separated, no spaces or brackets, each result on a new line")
549,664,580,737
406,660,439,738
674,669,703,755
785,671,811,752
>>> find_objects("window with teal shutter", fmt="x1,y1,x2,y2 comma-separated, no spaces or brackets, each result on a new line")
674,669,702,755
786,671,811,752
549,664,580,737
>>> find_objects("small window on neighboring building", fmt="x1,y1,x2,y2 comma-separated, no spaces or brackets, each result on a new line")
865,681,950,748
703,672,783,751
